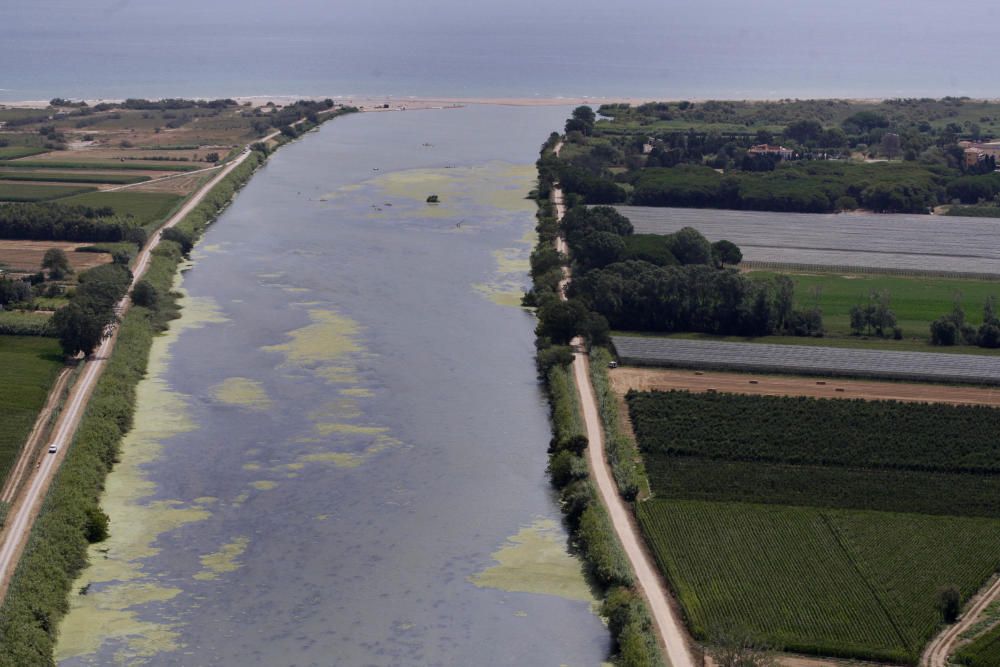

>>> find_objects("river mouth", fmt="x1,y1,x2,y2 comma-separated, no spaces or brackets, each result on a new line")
56,106,612,666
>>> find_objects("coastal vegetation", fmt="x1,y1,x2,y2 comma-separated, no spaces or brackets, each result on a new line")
544,98,1000,215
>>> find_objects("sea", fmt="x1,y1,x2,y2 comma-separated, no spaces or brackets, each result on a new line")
3,0,1000,103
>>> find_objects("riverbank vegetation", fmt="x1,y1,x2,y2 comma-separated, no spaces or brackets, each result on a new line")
0,147,265,666
531,140,664,667
544,98,1000,215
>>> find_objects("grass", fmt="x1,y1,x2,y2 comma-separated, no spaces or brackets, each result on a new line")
0,147,48,160
637,499,1000,664
0,160,198,172
0,311,54,336
0,183,96,202
0,171,149,185
61,190,182,230
957,623,1000,666
749,270,1000,337
0,337,64,484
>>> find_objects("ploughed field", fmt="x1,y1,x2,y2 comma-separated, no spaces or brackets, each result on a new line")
613,335,1000,384
628,389,1000,663
615,205,1000,276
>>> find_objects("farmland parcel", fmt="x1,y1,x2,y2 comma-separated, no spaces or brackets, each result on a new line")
627,389,1000,663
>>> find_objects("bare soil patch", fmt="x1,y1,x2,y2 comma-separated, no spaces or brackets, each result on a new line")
610,366,1000,407
125,171,212,195
0,241,111,273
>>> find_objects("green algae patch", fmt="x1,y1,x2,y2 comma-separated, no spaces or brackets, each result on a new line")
469,519,597,604
250,480,277,491
55,287,226,664
340,387,374,398
473,282,526,308
262,308,363,384
298,451,365,468
193,537,250,581
211,377,272,410
314,422,390,437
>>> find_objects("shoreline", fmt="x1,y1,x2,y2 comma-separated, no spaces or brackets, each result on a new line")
12,94,1000,110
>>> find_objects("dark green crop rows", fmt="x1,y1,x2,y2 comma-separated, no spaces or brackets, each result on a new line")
637,499,1000,664
956,623,1000,666
629,390,1000,476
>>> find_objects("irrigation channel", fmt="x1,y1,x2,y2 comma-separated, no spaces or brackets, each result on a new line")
55,106,613,666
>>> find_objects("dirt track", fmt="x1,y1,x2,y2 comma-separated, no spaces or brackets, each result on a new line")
610,366,1000,406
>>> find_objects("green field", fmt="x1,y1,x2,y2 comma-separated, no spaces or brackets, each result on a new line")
0,160,197,172
0,311,54,336
0,171,149,185
0,337,64,483
62,190,182,230
957,622,1000,666
751,271,1000,337
629,390,1000,516
628,389,1000,662
637,499,1000,663
0,147,48,160
0,183,96,202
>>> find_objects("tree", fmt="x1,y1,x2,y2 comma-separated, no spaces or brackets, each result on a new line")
709,630,777,667
930,317,959,345
204,152,220,163
0,277,32,307
536,299,589,345
667,227,712,265
881,132,901,160
161,227,194,254
572,105,596,126
936,585,961,623
784,119,823,144
51,301,108,357
131,280,158,309
711,239,743,267
41,248,72,280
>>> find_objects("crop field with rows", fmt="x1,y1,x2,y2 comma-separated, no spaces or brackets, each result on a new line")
615,205,1000,274
956,624,1000,666
612,335,1000,384
628,387,1000,662
637,499,1000,663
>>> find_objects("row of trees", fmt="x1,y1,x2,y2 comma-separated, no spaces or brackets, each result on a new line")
51,263,132,356
0,202,146,244
929,297,1000,348
850,290,901,339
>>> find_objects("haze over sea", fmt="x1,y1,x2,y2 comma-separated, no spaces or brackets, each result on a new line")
4,0,1000,103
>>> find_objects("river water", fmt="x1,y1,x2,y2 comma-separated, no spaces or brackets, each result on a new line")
56,106,612,666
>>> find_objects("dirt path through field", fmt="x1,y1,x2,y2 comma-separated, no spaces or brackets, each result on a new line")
610,366,1000,406
921,575,1000,667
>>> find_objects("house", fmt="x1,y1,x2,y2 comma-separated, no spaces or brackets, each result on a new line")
747,144,794,160
961,141,1000,166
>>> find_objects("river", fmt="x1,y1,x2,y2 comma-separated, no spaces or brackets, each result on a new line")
55,106,612,666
